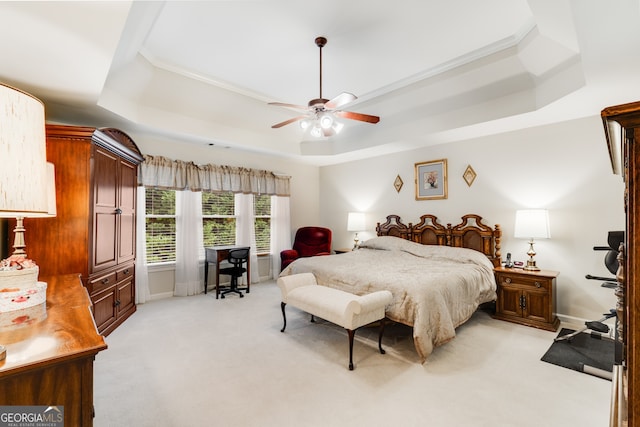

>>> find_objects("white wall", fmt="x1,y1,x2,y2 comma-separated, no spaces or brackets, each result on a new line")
319,115,624,323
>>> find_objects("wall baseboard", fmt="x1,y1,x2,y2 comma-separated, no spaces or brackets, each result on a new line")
150,291,174,301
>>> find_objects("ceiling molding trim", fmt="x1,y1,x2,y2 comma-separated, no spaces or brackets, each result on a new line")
355,18,538,104
137,18,537,109
138,47,275,103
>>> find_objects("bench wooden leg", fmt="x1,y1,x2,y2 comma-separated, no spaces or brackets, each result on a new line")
347,329,355,370
280,302,287,332
378,317,386,354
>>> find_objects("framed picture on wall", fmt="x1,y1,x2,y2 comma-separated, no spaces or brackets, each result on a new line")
415,159,448,200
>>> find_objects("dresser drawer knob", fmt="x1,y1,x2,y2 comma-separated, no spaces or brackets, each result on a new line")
535,281,541,288
504,277,512,284
123,269,130,275
101,278,110,285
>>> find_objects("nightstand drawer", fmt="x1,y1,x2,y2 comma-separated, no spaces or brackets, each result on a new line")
497,274,550,292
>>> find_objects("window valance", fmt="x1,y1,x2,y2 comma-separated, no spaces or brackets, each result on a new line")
139,155,290,196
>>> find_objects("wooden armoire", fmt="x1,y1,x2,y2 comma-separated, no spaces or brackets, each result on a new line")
601,101,640,427
23,124,144,335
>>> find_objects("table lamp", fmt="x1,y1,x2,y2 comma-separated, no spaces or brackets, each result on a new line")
347,212,365,249
514,209,550,271
0,83,50,258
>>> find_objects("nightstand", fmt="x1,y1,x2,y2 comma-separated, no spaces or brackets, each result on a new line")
493,267,560,331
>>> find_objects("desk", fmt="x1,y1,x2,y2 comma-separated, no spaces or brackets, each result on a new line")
0,274,108,426
204,246,251,299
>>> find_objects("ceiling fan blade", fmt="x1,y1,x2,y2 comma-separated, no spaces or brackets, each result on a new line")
268,102,308,111
334,110,380,124
325,92,357,110
271,116,307,129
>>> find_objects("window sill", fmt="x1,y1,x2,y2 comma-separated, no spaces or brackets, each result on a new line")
146,253,271,271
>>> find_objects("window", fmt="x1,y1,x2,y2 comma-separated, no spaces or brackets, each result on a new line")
202,192,236,247
254,194,271,254
145,190,273,264
145,188,176,263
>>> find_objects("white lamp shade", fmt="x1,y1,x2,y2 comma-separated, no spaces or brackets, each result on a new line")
28,162,57,217
347,212,366,231
0,83,48,217
514,209,550,239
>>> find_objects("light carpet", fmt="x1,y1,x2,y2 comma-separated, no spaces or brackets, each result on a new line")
94,280,611,427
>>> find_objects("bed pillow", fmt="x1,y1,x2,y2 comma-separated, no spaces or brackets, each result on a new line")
360,236,417,251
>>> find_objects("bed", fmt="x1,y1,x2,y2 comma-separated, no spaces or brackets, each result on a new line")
279,214,502,362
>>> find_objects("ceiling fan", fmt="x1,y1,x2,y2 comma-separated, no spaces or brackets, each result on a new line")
269,36,380,137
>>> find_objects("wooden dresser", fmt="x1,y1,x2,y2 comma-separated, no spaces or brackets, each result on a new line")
0,274,107,426
601,101,640,427
21,125,144,335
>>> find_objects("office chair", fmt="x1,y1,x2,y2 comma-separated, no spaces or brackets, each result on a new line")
219,248,249,299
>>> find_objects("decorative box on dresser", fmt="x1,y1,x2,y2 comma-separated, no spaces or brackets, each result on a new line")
21,124,143,336
493,267,560,331
601,101,640,427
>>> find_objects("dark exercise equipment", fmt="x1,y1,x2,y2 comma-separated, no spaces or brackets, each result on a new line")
553,231,623,379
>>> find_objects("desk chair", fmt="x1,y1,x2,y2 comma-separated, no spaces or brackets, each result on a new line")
219,248,249,299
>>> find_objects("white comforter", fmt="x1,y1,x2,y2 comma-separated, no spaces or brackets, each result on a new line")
280,236,497,362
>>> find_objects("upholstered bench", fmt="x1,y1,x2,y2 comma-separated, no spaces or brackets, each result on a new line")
277,272,393,370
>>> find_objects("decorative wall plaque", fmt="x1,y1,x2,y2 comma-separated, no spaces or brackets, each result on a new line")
394,175,403,193
463,165,477,187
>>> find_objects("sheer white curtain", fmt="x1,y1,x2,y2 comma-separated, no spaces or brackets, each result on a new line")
135,186,150,304
235,193,259,284
270,196,291,276
174,190,204,296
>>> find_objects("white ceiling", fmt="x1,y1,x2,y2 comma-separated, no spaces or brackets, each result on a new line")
2,1,640,166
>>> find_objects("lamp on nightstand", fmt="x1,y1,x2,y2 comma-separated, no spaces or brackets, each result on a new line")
347,212,365,249
514,209,550,271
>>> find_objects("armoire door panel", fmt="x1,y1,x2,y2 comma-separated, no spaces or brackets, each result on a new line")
118,212,136,263
92,286,117,332
119,160,137,211
93,147,118,209
93,212,117,271
117,159,137,264
117,277,135,315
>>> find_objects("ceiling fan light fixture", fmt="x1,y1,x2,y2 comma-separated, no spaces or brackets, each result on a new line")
300,119,311,130
310,125,323,138
320,113,334,129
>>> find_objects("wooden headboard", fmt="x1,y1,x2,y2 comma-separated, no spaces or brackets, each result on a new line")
376,214,502,266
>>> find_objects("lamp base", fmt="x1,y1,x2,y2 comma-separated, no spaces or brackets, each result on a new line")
523,239,540,271
523,260,540,271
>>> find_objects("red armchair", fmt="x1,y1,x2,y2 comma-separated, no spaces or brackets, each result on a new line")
280,227,332,271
